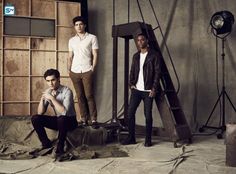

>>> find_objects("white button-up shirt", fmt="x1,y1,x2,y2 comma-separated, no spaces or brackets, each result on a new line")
68,32,99,73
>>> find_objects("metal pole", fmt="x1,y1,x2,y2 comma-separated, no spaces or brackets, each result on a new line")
112,36,118,122
222,38,226,130
124,38,129,122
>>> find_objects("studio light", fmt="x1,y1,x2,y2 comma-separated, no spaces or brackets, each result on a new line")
210,11,234,35
200,10,236,139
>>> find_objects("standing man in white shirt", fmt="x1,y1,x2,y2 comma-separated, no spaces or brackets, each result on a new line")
68,16,99,128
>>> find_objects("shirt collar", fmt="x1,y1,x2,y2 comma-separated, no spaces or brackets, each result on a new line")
56,85,63,93
75,32,88,40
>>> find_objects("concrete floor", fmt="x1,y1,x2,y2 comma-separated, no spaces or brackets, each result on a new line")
0,135,236,174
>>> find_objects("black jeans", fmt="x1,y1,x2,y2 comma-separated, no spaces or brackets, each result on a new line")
31,115,78,152
128,89,154,141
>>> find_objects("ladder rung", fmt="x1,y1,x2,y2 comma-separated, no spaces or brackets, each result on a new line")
153,26,160,30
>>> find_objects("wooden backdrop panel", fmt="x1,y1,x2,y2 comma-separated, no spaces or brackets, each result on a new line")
5,0,29,16
57,27,74,51
31,51,56,76
57,2,81,26
0,78,1,113
32,0,55,18
4,50,29,76
0,24,2,48
60,77,76,100
3,77,29,101
31,77,48,101
31,38,55,50
1,0,81,116
31,103,55,116
0,0,2,19
4,37,29,49
58,52,68,76
31,103,38,115
4,104,28,116
0,52,2,75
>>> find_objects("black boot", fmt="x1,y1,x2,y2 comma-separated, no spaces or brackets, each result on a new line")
144,138,152,147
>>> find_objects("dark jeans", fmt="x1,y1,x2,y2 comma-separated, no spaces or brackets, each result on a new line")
69,71,97,122
31,115,78,152
128,89,154,141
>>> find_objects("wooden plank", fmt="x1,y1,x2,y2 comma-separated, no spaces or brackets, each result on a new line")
4,37,29,49
31,77,48,101
0,1,2,20
57,52,68,77
32,0,55,18
60,77,76,100
57,1,81,27
0,51,1,76
31,51,56,76
4,50,29,76
57,27,74,51
31,38,55,50
4,103,29,115
29,35,31,119
31,103,55,116
3,77,29,101
5,0,29,16
0,64,1,115
0,23,2,48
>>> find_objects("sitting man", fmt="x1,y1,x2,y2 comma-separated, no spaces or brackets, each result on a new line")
31,69,78,157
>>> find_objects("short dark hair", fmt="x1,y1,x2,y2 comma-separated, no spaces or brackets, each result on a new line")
72,16,86,25
135,33,148,39
44,69,60,79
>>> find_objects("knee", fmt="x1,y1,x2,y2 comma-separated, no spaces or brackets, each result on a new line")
57,116,66,125
31,114,41,124
85,93,94,101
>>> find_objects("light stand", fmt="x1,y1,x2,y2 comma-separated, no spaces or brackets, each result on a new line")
199,37,236,138
199,11,235,138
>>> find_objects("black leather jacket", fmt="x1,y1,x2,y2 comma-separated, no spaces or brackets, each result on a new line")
129,49,161,92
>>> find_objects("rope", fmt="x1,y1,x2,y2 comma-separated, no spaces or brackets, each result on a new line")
136,0,145,23
136,0,150,39
128,0,130,23
113,0,115,25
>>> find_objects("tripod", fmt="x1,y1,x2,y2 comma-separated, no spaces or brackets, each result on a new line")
199,37,236,139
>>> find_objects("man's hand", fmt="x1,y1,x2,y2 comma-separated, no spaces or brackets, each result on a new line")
42,92,54,102
149,90,156,98
130,85,136,89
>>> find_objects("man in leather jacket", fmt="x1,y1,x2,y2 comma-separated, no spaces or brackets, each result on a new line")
121,33,161,147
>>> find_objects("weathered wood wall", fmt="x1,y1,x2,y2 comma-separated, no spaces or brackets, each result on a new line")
0,0,81,116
